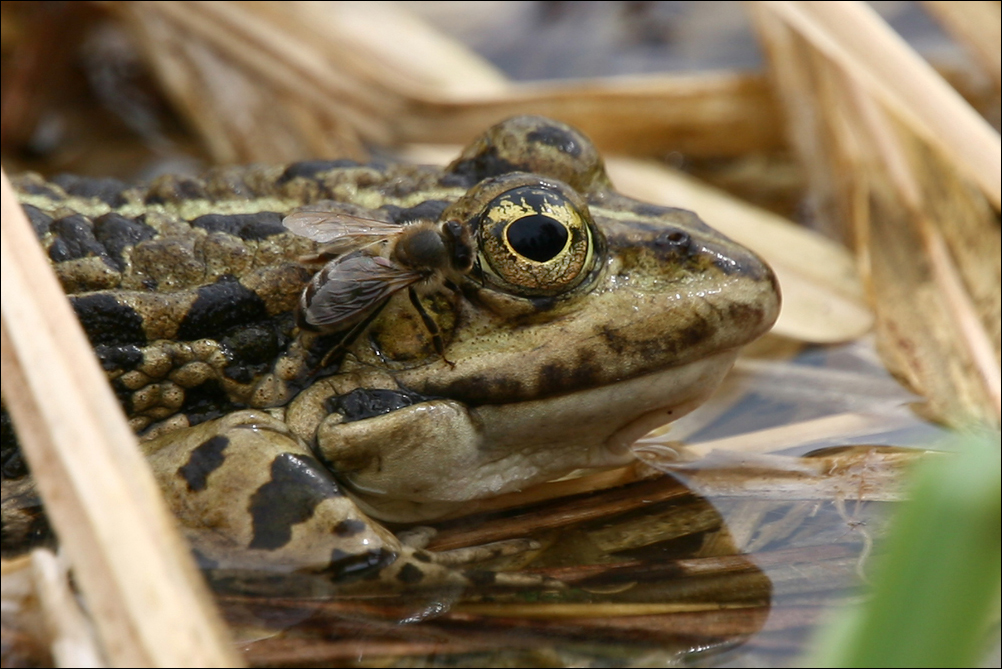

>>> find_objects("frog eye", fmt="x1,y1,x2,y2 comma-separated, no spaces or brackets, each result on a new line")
477,185,595,296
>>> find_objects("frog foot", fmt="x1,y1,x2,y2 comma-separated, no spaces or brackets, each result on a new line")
396,525,538,560
393,529,554,587
141,411,560,591
395,525,438,548
425,538,541,566
379,545,562,591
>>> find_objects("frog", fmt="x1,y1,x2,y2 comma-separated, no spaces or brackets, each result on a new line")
1,115,780,589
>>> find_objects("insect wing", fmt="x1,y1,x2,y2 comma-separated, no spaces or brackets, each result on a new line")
304,255,422,329
283,206,404,246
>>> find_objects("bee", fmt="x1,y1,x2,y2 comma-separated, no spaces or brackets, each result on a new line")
283,203,475,365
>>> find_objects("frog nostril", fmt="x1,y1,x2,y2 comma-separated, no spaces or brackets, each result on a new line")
656,230,691,250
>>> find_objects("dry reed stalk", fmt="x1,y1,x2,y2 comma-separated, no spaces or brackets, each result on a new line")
750,1,1001,427
1,169,241,667
29,549,103,667
641,443,923,503
758,1,1000,209
649,411,919,461
110,1,782,162
921,1,1002,91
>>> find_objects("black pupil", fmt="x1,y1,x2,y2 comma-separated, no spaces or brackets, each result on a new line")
506,215,568,262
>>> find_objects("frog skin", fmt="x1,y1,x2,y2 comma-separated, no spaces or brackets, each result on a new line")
1,116,780,588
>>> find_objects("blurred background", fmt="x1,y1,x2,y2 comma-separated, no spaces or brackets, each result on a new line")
1,2,999,667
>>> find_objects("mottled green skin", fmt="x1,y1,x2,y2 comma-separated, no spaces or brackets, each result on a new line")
1,116,779,587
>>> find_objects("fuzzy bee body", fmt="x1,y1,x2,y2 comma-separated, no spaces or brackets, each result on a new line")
283,205,474,337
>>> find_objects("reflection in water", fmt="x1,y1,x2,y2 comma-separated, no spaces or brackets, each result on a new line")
207,444,916,667
0,441,916,666
215,472,776,666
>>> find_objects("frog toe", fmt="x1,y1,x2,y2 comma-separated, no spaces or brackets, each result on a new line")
461,568,565,590
367,546,562,592
395,525,437,549
427,538,541,566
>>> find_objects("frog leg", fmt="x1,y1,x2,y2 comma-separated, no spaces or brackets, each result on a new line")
144,410,553,590
143,410,403,577
313,396,491,521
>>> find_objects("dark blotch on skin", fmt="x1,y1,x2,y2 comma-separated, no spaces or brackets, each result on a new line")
536,351,602,398
448,148,522,183
52,174,129,207
93,213,157,271
381,200,451,225
191,212,286,241
439,171,474,188
328,547,397,582
110,378,135,413
527,294,558,312
178,435,229,492
1,503,54,557
413,551,432,563
397,563,425,585
176,275,269,341
249,453,342,550
598,325,628,356
673,316,713,353
71,293,147,346
628,202,676,218
277,159,360,185
94,343,144,372
16,180,63,200
726,301,766,334
21,205,53,239
527,125,582,158
466,570,497,587
144,176,207,204
181,380,245,427
221,323,283,366
326,387,431,422
48,214,110,264
438,373,525,407
598,323,680,365
334,519,367,537
222,364,255,384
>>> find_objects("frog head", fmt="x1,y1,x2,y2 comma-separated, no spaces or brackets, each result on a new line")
290,116,780,521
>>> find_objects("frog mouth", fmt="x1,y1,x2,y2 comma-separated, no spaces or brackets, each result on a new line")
470,348,742,470
341,350,742,524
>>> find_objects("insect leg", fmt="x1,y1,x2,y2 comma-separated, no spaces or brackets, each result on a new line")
408,286,454,367
318,301,390,368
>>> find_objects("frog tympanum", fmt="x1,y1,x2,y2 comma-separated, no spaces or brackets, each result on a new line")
2,116,780,588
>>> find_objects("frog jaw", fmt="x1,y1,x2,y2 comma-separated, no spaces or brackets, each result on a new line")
327,349,738,524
